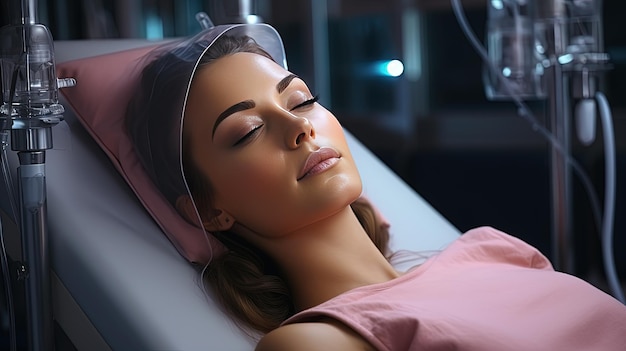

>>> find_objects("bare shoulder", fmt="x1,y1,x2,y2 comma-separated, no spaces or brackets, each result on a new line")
255,320,375,351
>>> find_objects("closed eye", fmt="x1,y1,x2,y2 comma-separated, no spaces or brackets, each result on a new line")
290,95,319,112
233,124,263,146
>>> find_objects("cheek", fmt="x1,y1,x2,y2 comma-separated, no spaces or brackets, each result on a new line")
216,159,301,235
210,152,292,210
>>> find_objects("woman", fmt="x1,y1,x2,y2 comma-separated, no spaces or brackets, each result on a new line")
126,23,626,351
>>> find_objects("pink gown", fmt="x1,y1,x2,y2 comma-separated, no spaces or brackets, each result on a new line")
283,227,626,351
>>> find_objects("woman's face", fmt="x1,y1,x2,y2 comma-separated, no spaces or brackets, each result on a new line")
184,52,362,237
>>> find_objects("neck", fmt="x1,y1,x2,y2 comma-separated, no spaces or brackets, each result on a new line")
260,206,399,311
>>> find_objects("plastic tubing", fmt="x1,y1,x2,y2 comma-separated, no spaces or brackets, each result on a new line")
595,92,624,303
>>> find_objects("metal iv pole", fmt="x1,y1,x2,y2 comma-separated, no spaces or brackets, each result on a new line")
539,0,575,273
538,0,609,273
0,0,74,349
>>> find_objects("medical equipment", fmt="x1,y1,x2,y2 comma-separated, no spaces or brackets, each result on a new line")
0,0,75,349
451,0,624,303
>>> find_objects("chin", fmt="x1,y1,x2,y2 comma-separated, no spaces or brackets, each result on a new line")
325,173,362,206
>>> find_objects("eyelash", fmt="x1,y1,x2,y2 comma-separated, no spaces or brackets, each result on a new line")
233,95,319,146
234,124,263,146
290,94,319,111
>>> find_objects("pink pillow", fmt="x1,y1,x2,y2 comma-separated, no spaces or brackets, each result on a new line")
57,45,220,264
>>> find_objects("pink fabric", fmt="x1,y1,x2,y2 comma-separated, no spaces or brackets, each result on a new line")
283,227,626,351
57,47,220,263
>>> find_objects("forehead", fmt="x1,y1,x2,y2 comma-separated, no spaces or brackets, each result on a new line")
184,52,292,138
191,52,288,100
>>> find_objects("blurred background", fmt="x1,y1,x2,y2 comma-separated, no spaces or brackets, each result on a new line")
1,0,624,288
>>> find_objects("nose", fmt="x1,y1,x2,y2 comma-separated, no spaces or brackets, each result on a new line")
286,115,315,149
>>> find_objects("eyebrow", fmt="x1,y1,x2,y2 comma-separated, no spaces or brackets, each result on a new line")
212,100,255,139
276,74,298,94
211,74,300,139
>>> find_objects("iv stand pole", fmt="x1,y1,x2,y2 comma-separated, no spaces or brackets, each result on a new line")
15,139,54,351
540,0,575,273
540,0,608,274
3,0,56,349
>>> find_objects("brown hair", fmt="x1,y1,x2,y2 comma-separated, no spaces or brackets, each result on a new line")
182,35,392,335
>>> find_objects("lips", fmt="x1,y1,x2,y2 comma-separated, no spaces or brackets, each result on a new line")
297,147,341,181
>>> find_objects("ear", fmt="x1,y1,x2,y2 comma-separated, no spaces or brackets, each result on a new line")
203,209,235,232
175,195,235,231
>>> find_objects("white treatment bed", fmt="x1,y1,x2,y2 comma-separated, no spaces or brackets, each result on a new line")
0,39,460,350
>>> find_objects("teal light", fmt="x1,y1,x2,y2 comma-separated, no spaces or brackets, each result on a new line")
379,60,404,77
